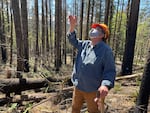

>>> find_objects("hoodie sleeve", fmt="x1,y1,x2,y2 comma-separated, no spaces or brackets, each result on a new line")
101,49,116,89
67,31,83,50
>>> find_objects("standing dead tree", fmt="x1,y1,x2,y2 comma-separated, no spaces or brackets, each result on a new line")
134,48,150,113
11,0,24,77
121,0,140,75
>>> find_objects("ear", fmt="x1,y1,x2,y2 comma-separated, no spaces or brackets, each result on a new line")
101,33,105,38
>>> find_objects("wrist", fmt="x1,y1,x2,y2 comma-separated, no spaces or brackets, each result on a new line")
99,85,109,90
69,27,75,32
101,85,111,90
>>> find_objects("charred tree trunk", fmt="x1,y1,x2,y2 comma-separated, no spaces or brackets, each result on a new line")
72,0,78,65
0,6,2,60
6,0,10,32
108,0,114,44
12,0,24,77
1,0,7,63
49,0,53,63
85,0,91,40
104,0,110,25
45,0,49,56
79,0,84,40
10,8,13,67
90,0,94,25
42,0,45,60
34,0,39,72
121,0,140,75
0,77,61,97
20,0,29,72
134,48,150,113
55,0,62,72
98,0,102,22
62,0,67,64
104,0,110,42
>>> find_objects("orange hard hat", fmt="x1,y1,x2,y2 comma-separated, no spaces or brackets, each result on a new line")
91,23,110,39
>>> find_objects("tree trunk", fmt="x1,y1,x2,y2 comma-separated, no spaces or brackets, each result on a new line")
42,0,45,59
104,0,110,25
10,7,13,67
49,0,53,63
1,0,7,63
45,0,49,56
34,0,39,72
62,0,67,64
55,0,62,72
79,0,84,40
0,6,2,60
134,48,150,113
98,0,102,22
85,0,91,40
121,0,140,75
112,0,119,56
115,0,124,60
74,0,78,16
6,0,10,32
103,0,111,42
90,0,94,25
20,0,29,72
12,0,24,78
108,0,114,44
72,0,78,64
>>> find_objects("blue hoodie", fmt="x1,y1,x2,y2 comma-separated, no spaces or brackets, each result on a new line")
67,31,116,92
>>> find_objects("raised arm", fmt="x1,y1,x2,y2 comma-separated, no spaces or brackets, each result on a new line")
67,15,83,50
68,15,77,33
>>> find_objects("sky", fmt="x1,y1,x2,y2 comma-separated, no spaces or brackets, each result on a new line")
27,0,149,19
28,0,148,11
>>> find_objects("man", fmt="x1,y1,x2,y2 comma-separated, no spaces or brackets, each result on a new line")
67,15,116,113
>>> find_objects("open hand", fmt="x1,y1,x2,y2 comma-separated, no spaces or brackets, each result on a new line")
68,15,77,32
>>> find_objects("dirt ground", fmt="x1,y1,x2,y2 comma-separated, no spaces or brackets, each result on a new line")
0,64,149,113
28,81,140,113
0,79,149,113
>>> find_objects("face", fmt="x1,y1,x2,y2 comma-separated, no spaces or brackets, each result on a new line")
89,27,105,39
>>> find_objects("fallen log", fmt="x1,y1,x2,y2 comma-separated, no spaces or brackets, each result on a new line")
0,77,61,96
115,73,142,81
56,86,74,92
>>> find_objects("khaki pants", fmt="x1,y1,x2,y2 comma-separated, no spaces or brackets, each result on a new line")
72,87,100,113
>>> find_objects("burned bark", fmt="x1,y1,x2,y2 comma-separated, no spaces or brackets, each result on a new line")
134,48,150,113
0,77,61,97
121,0,140,75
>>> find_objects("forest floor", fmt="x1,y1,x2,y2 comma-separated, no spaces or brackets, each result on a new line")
28,78,141,113
0,63,149,113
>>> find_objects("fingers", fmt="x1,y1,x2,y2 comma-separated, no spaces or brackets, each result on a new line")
68,15,77,23
68,15,76,19
98,86,109,98
94,88,107,112
68,15,73,20
94,96,105,112
68,15,77,32
94,97,99,103
100,90,108,97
